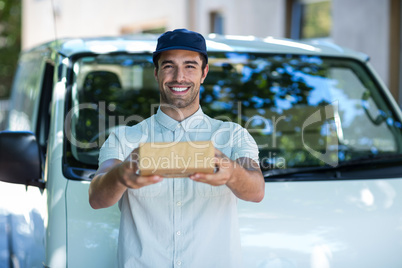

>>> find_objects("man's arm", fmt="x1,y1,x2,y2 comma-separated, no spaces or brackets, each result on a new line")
226,156,265,202
89,159,126,209
89,149,163,209
189,149,265,202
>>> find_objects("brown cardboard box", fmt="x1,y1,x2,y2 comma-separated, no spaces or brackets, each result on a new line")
138,141,216,177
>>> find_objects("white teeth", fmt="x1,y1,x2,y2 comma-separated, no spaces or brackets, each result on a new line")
171,87,188,92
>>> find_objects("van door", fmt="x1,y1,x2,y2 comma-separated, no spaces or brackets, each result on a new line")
1,49,54,267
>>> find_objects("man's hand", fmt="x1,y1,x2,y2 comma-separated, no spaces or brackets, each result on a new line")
189,148,235,186
189,148,265,202
89,147,163,209
117,148,163,189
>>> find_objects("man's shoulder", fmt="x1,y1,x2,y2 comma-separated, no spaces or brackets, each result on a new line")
205,115,244,130
110,116,153,137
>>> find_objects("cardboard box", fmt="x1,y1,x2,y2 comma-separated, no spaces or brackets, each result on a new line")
138,141,215,177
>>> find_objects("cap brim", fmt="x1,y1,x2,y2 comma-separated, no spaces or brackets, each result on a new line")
153,46,208,63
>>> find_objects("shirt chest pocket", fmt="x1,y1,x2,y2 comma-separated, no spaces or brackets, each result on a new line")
129,183,162,197
196,183,232,197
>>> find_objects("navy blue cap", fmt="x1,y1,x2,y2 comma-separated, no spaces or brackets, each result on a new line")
153,29,208,65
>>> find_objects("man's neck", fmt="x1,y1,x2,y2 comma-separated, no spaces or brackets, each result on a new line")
160,104,199,122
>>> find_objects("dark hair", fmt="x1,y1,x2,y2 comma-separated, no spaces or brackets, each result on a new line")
153,52,208,72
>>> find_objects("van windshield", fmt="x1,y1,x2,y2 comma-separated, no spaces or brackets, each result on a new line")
66,52,402,175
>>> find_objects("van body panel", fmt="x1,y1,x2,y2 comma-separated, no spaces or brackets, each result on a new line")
65,180,120,267
239,178,402,267
44,153,67,267
44,77,69,267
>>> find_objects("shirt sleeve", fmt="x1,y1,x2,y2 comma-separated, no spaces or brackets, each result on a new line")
98,127,126,166
230,124,260,164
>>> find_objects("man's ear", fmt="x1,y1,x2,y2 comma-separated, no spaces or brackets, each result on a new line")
201,64,209,83
154,68,158,81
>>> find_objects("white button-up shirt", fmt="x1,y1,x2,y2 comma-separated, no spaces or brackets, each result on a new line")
99,107,259,268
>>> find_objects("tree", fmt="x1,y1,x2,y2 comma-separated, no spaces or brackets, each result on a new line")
0,0,21,99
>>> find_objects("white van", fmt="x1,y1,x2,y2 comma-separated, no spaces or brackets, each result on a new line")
1,34,402,267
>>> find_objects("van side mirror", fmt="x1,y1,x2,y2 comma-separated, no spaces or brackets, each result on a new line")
0,131,45,188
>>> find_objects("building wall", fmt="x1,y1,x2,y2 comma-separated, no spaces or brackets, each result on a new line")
22,0,286,50
193,0,285,38
22,0,398,104
22,0,188,49
332,0,390,88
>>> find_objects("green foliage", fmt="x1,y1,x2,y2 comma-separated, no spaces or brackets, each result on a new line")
0,0,21,99
301,1,332,39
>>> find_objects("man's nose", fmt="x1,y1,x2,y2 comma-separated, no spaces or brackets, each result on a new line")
174,67,185,82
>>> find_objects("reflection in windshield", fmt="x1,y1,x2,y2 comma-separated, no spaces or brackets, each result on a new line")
66,53,402,171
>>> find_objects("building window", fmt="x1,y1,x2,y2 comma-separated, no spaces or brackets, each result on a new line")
288,0,332,39
210,11,224,34
142,27,166,34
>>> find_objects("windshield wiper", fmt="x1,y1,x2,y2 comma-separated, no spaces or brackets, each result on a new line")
263,153,402,178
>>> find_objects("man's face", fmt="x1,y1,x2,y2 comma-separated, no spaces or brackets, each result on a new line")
155,49,208,111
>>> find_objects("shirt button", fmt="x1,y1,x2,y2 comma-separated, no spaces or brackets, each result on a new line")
177,261,182,266
176,231,181,236
176,201,182,206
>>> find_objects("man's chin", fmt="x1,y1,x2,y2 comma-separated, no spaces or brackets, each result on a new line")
160,100,188,109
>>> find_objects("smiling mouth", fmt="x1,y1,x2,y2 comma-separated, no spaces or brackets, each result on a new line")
170,86,190,93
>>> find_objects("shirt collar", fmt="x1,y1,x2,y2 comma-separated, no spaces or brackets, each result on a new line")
155,106,206,132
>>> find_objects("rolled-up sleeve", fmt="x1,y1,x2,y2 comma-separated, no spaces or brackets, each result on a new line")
230,124,260,164
98,128,126,166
